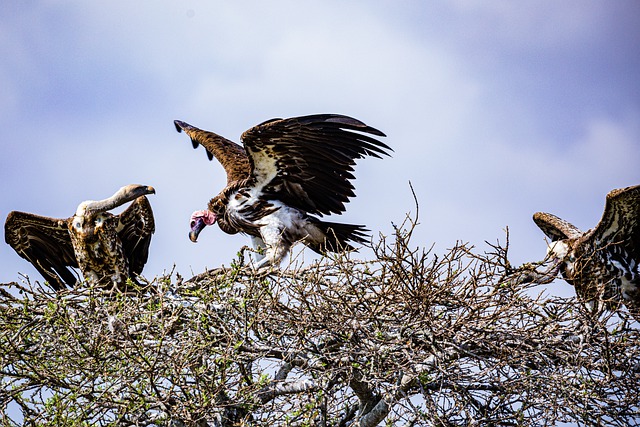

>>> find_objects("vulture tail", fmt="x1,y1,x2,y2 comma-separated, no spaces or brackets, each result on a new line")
308,220,369,254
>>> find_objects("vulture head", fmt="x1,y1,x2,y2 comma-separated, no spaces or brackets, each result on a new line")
71,184,156,241
532,211,583,279
189,210,217,242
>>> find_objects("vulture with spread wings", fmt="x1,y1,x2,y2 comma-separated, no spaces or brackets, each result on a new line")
5,184,156,291
533,184,640,319
174,114,391,269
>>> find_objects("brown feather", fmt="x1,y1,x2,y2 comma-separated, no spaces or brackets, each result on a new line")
4,185,155,291
5,211,79,290
175,114,390,269
241,114,391,216
116,196,155,277
532,212,583,241
174,120,251,184
533,185,640,319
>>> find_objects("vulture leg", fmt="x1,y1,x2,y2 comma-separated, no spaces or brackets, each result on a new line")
254,225,291,270
250,236,267,264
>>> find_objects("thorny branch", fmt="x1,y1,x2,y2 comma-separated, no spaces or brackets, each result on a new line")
1,212,639,426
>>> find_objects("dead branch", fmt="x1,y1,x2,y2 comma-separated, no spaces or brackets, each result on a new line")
1,213,639,426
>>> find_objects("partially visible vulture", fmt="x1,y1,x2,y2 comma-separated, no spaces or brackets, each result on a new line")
533,184,640,319
5,184,156,291
174,114,392,269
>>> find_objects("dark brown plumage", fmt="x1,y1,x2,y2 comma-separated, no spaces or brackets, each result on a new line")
533,184,640,319
174,114,391,269
5,184,156,291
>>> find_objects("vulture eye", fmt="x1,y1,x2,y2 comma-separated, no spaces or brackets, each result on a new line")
95,216,104,226
190,220,196,228
74,221,82,229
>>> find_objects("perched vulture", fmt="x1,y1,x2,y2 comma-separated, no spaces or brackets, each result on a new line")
5,184,156,291
174,114,392,269
533,184,640,319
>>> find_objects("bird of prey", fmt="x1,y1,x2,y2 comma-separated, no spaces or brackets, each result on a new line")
174,114,391,269
533,184,640,319
5,184,156,291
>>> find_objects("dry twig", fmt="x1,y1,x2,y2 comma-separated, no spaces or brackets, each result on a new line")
1,213,639,426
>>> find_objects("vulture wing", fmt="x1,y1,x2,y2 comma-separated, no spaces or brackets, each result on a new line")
587,184,640,258
241,114,391,216
4,211,79,290
174,120,251,184
116,196,155,277
533,212,583,241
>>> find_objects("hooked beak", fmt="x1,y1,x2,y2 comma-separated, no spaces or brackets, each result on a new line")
189,217,206,243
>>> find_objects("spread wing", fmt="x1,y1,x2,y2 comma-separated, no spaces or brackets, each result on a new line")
174,120,251,184
4,211,79,290
116,196,155,276
587,184,640,258
241,114,391,216
533,212,583,241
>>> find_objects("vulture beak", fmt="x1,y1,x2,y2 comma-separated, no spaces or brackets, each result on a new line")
189,217,206,242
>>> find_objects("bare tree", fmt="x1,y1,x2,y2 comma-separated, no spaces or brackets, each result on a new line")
1,212,639,426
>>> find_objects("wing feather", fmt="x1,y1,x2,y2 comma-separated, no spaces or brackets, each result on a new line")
589,184,640,257
4,211,78,289
174,120,251,184
116,196,155,277
533,212,583,241
241,114,392,215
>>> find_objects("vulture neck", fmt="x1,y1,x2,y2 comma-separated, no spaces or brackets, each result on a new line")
75,185,149,217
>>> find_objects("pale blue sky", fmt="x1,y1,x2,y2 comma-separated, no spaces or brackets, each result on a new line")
1,1,639,296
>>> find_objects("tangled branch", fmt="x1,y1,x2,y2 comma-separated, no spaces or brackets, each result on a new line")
1,213,639,426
